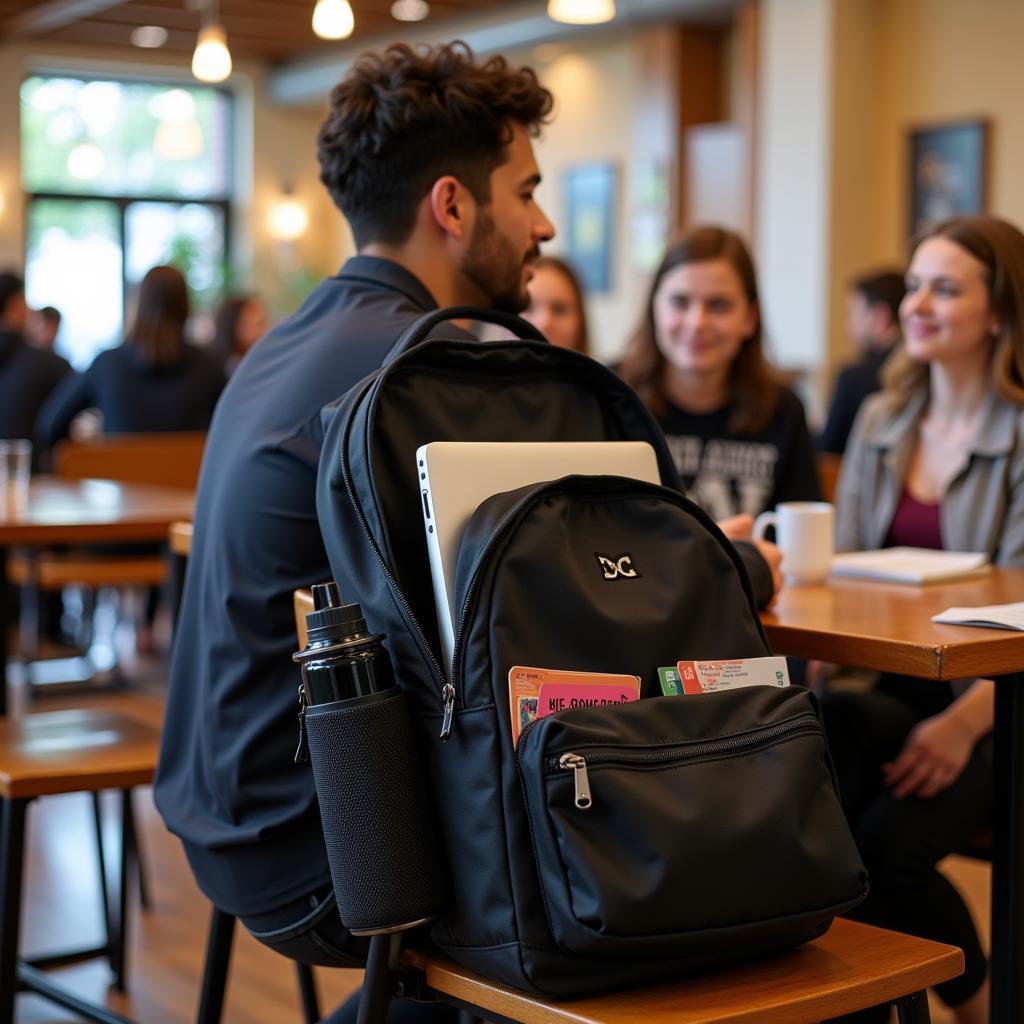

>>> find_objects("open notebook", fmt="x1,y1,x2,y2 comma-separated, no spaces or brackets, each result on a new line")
831,547,991,585
932,603,1024,631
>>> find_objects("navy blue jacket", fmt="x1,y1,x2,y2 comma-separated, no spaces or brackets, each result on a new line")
154,257,463,916
0,329,71,463
36,342,224,446
818,347,893,455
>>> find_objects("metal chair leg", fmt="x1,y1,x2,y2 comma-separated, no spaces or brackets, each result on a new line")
109,789,131,991
356,933,401,1024
0,797,28,1024
121,789,150,910
296,961,320,1024
895,990,932,1023
196,907,235,1024
92,793,117,970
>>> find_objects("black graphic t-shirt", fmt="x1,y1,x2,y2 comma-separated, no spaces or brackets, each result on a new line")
660,387,821,519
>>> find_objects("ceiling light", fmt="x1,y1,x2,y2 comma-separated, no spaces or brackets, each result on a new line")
131,25,168,48
547,0,616,24
391,0,429,21
192,22,232,83
269,196,309,241
312,0,355,40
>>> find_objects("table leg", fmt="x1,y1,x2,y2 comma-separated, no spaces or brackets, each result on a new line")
0,547,7,717
991,672,1024,1021
0,797,27,1024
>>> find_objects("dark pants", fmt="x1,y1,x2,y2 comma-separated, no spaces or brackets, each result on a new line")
240,885,458,1024
821,688,992,1011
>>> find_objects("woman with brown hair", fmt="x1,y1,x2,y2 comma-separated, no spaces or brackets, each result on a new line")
214,293,270,375
619,226,819,522
37,264,224,445
825,214,1024,1024
522,255,591,355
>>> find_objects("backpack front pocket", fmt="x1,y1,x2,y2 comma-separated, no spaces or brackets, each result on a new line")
517,689,868,960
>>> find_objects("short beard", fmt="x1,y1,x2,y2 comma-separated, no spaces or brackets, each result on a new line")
462,207,531,313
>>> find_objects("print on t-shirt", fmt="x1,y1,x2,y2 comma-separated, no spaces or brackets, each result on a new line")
666,433,777,519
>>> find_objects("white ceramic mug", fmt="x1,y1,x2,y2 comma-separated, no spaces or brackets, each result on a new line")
752,501,834,584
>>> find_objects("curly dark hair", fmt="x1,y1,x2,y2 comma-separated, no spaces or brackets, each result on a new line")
317,41,554,248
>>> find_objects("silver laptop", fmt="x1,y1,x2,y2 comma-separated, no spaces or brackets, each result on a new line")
417,441,661,678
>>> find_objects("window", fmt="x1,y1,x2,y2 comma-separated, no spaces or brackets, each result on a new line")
20,76,232,368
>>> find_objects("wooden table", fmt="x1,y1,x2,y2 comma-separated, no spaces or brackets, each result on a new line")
761,569,1024,1023
0,477,195,716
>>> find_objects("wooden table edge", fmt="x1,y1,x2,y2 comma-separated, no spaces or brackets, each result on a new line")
0,766,155,800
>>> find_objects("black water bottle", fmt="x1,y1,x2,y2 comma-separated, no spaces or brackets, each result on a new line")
294,581,447,935
294,582,396,727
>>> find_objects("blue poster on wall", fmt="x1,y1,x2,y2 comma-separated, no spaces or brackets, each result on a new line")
564,161,617,294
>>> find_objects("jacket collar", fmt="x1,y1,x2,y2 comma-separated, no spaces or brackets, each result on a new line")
335,255,439,313
863,385,1017,459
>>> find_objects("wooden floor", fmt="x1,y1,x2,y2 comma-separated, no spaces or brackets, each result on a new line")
11,682,363,1023
8,663,993,1024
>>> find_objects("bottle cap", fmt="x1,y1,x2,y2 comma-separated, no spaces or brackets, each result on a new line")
305,582,368,644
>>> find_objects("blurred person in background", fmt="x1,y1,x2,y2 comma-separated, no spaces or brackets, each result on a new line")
36,264,225,654
27,305,62,353
619,226,820,524
819,269,905,455
522,255,590,354
823,214,1024,1024
37,264,224,445
214,293,270,375
0,272,70,462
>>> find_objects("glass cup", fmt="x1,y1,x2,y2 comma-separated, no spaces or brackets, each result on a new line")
0,439,32,508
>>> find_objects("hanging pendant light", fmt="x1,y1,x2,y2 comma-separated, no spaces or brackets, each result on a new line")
547,0,616,24
312,0,355,40
192,2,232,83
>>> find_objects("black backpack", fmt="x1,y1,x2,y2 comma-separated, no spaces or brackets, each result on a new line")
316,308,867,997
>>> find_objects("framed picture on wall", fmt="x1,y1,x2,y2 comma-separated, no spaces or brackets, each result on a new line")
908,119,989,237
564,161,617,294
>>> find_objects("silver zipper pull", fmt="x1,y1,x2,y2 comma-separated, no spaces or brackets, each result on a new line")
559,752,592,810
439,683,456,742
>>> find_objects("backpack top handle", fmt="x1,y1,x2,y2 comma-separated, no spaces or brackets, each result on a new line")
386,306,548,364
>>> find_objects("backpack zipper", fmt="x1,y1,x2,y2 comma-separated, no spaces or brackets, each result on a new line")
337,378,452,736
550,714,821,811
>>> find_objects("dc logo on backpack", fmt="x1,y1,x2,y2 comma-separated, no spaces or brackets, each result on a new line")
595,552,640,580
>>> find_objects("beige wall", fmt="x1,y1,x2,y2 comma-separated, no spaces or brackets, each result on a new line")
755,0,833,403
0,40,340,317
508,35,645,363
871,0,1024,261
760,0,1024,423
823,0,881,394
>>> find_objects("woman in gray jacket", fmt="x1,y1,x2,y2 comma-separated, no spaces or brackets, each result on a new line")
827,214,1024,1024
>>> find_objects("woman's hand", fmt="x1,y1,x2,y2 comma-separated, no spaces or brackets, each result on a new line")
752,539,784,605
715,514,784,603
716,514,754,540
882,712,977,799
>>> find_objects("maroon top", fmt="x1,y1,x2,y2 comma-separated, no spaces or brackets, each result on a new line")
885,488,943,550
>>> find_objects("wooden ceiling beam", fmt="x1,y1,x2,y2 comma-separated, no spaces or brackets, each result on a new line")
4,0,130,36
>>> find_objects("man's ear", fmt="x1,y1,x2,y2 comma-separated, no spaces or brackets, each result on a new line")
428,176,471,241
